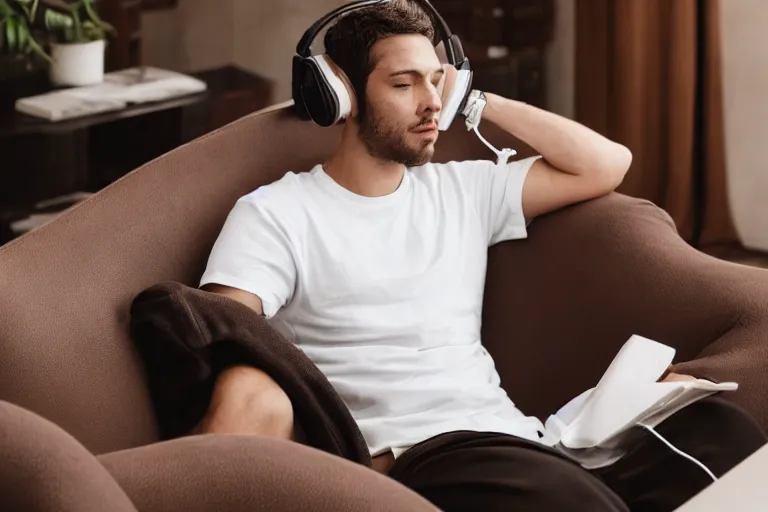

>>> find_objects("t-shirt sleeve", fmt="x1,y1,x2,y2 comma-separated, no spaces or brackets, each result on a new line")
458,156,541,246
199,196,296,319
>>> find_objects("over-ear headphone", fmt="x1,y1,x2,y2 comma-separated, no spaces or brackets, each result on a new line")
292,0,473,131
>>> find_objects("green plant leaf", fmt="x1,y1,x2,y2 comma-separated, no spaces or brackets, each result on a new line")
26,28,51,61
82,0,113,36
44,9,71,29
0,2,12,18
16,13,28,51
81,18,103,40
5,16,16,52
71,3,82,42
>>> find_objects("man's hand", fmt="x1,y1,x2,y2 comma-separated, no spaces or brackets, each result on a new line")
660,372,699,383
461,90,487,131
661,373,698,383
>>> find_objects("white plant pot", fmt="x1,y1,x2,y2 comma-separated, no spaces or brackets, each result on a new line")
49,39,106,87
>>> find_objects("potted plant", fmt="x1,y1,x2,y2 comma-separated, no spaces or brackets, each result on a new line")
0,0,48,80
46,0,116,86
0,0,115,87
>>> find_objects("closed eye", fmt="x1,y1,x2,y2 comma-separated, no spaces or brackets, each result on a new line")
394,84,410,89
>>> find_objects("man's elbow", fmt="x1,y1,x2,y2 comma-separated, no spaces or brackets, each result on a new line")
596,143,632,193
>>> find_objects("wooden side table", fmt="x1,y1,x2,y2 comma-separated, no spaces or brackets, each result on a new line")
0,65,273,244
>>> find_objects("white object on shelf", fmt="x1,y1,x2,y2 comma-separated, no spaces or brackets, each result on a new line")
11,191,94,235
35,191,94,210
10,212,65,234
50,39,106,87
15,67,208,122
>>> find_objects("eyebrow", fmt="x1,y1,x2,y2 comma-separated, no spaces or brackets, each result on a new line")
389,68,445,79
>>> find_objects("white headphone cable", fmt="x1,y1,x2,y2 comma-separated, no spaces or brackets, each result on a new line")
471,124,517,166
637,423,718,482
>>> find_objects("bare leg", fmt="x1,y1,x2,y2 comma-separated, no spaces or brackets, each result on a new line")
193,365,298,441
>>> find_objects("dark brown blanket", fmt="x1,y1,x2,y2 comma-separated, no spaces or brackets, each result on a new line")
129,281,371,466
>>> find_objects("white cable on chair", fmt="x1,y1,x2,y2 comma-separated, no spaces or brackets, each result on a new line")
637,423,718,482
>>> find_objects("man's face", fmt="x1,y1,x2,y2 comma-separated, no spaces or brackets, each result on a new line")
356,34,444,167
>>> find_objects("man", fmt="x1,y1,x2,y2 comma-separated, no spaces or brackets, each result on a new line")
196,1,765,510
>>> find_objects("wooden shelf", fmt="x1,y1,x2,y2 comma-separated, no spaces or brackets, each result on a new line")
140,0,177,11
432,0,555,107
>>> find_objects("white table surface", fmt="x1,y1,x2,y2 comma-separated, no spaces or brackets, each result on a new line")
676,442,768,510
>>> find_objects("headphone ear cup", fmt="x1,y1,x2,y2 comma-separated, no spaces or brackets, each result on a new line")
315,55,353,121
292,55,312,120
437,60,473,131
298,58,335,127
295,55,352,127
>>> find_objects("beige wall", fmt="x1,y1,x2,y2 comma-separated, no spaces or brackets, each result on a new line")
142,0,234,72
143,0,576,110
232,0,347,102
142,0,345,101
720,0,768,251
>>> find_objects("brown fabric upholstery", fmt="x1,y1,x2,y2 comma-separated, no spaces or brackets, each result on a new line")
0,104,342,454
98,435,438,512
1,101,767,509
0,400,437,512
0,101,528,455
0,401,137,512
481,193,768,425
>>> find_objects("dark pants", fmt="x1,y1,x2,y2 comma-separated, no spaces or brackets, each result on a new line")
388,397,766,512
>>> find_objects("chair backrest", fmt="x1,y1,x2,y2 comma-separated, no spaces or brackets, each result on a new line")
0,103,521,453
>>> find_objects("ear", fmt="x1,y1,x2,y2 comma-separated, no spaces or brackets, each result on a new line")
324,56,359,120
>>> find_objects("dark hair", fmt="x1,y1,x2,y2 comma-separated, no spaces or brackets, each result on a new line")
324,0,437,116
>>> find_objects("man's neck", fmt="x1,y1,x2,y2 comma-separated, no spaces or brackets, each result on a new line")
323,131,406,198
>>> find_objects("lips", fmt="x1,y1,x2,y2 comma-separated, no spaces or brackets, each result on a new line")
411,122,438,133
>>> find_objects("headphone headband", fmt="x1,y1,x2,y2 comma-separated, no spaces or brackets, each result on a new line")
293,0,472,129
295,0,465,65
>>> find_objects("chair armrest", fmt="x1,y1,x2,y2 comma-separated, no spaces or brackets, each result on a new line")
0,400,137,512
98,435,439,512
481,193,768,421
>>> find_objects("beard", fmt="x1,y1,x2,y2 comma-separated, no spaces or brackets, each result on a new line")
357,101,435,167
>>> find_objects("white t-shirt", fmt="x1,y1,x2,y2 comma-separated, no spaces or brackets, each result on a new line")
200,157,547,457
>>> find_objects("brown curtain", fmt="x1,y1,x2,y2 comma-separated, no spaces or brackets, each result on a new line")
576,0,736,246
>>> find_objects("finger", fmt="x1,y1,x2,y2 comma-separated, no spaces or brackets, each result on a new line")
661,373,698,383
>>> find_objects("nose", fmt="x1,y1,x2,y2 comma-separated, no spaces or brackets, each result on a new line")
420,82,442,117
